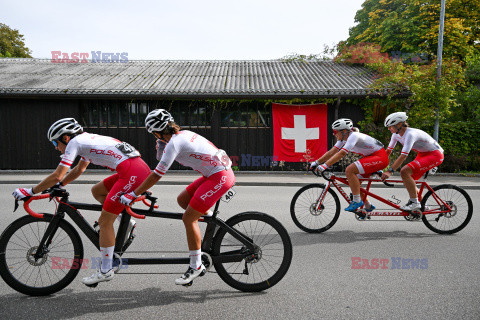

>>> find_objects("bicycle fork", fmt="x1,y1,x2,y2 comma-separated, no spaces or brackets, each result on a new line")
315,182,332,211
32,212,65,261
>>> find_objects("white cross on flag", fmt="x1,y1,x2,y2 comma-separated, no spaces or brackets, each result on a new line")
273,103,328,162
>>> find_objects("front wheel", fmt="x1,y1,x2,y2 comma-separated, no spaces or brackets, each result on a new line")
290,184,340,233
0,214,84,296
421,185,473,234
212,212,292,292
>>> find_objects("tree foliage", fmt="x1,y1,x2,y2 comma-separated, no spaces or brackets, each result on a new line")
336,43,480,171
346,0,480,61
334,42,390,65
0,23,32,58
456,53,480,122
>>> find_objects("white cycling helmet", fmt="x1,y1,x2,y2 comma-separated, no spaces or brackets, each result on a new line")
332,118,353,131
384,112,408,127
47,118,83,142
145,109,174,133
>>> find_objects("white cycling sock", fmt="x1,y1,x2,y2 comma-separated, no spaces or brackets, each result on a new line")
100,246,114,273
204,210,213,217
410,198,420,203
353,195,361,203
189,249,202,269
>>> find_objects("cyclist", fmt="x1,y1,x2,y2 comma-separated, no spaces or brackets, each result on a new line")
310,118,388,212
12,118,150,286
120,109,235,285
381,112,444,211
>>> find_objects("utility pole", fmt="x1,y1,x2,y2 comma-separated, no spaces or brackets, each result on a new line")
433,0,446,141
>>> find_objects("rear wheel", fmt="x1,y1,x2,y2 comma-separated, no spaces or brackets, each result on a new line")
0,214,84,296
212,212,292,292
421,185,473,234
290,184,340,233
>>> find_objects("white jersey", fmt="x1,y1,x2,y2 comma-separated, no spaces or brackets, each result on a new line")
154,130,232,177
387,127,443,156
334,132,384,156
60,132,140,170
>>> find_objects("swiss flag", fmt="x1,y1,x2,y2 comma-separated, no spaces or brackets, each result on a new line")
272,103,328,162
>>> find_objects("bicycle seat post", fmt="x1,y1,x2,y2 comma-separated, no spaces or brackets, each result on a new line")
212,200,221,218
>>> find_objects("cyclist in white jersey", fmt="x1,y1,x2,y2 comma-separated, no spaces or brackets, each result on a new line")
310,118,389,213
120,109,235,285
12,118,151,286
381,112,444,211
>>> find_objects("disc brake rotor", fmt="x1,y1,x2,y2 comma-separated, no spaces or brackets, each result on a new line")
26,246,48,266
310,203,323,216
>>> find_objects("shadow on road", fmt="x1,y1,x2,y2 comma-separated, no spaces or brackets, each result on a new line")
289,230,440,246
0,287,262,319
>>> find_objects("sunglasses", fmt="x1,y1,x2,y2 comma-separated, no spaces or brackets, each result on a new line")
333,130,338,135
51,140,59,147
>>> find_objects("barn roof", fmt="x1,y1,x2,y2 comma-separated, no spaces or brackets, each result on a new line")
0,58,378,99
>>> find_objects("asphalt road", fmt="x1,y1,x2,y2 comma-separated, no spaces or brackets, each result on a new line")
0,184,479,320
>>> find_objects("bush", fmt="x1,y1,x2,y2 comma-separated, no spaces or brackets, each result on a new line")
438,121,480,172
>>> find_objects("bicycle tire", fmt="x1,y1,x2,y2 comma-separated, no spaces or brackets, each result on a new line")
421,184,473,234
212,212,292,292
290,184,340,233
0,214,84,296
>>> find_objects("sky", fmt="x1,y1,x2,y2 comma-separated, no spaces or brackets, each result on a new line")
1,0,365,60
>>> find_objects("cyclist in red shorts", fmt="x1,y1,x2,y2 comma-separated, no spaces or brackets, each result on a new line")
12,118,151,286
381,112,444,211
310,118,389,213
120,109,235,285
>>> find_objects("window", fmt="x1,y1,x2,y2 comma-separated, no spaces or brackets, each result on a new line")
81,101,149,128
221,104,270,127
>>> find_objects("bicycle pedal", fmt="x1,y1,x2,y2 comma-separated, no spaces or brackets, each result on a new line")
93,221,100,233
182,281,193,287
85,283,99,288
410,210,422,220
354,212,369,221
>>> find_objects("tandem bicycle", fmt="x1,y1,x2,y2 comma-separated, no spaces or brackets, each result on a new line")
0,187,292,296
290,169,472,234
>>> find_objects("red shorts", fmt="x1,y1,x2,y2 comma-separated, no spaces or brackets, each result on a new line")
354,148,389,178
102,157,151,214
186,169,236,213
407,150,444,180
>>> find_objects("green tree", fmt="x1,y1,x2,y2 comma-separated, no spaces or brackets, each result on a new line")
0,23,32,58
346,0,480,61
455,53,480,122
336,43,480,171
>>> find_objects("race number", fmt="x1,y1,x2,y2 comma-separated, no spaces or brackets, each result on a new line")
221,188,236,202
116,142,140,158
214,149,232,169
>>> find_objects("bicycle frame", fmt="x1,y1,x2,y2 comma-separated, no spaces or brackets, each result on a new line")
319,174,453,217
29,194,257,267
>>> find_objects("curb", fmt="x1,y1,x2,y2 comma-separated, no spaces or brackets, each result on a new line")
2,180,479,190
1,169,480,177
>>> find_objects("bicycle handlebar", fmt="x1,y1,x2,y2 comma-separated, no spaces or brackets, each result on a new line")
125,195,148,219
375,171,395,187
17,187,157,220
17,194,52,219
310,168,394,187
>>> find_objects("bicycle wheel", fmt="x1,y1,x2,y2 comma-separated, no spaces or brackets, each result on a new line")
0,214,84,296
421,184,473,234
290,184,340,233
212,212,292,292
